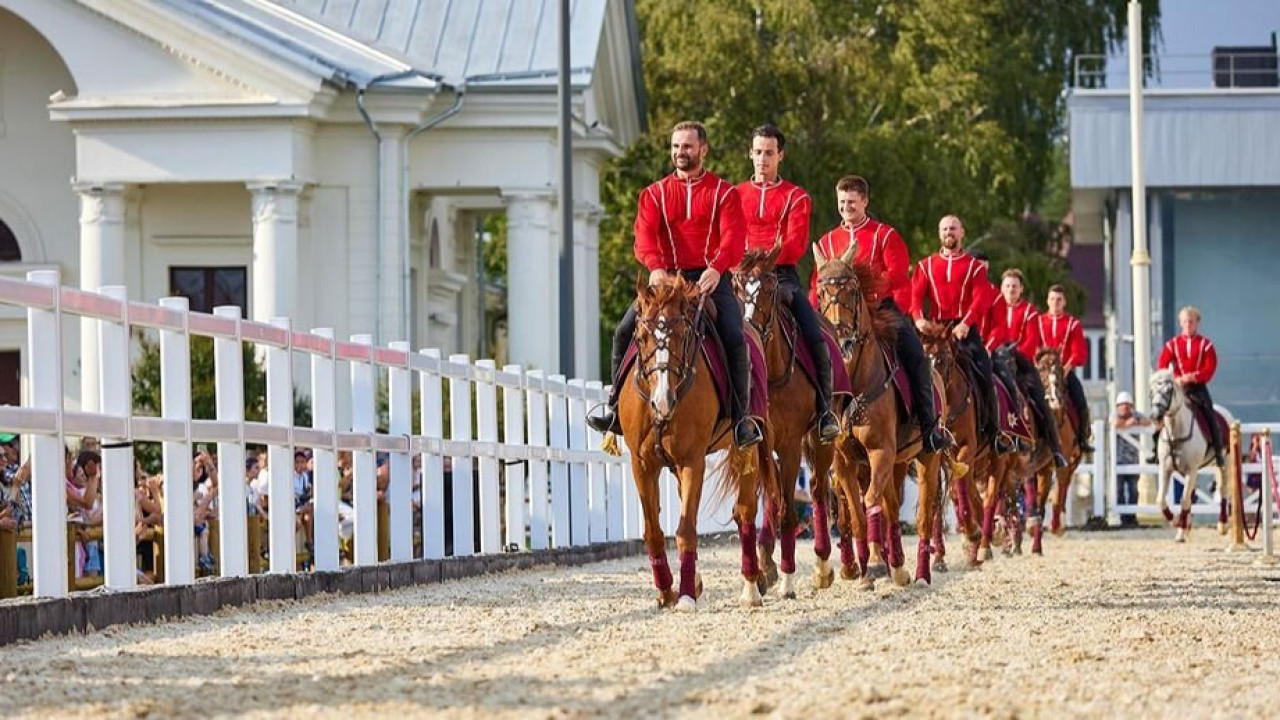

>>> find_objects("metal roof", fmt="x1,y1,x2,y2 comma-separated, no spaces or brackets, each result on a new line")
265,0,609,87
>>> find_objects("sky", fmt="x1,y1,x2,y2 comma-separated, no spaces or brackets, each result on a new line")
1100,0,1280,88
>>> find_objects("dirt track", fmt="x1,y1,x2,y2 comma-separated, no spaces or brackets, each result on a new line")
3,528,1280,718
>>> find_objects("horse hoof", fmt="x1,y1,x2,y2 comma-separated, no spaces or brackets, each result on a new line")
892,567,910,587
657,589,679,609
814,560,835,590
695,573,705,601
858,576,875,592
1050,527,1066,538
740,578,763,608
779,571,797,599
840,564,860,581
763,563,779,589
675,595,698,613
933,559,949,573
982,547,994,561
1217,522,1228,536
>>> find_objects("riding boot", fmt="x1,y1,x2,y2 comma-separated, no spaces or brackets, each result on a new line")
1209,416,1226,467
1077,404,1095,453
807,336,841,444
729,345,764,449
586,319,633,435
989,384,1014,455
897,321,950,452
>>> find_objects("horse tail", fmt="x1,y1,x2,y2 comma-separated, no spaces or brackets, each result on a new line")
709,422,783,527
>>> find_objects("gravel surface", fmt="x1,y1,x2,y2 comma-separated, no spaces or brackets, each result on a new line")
3,528,1280,718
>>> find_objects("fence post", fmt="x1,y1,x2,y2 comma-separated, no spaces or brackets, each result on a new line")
1258,430,1278,565
567,379,589,546
1093,419,1107,522
548,375,570,548
502,365,527,550
448,354,475,557
99,285,135,589
387,341,413,561
213,306,248,578
475,359,501,554
419,349,445,559
158,296,195,585
349,334,378,565
584,380,608,543
27,270,66,598
310,328,339,571
265,318,296,573
620,435,642,540
526,370,550,550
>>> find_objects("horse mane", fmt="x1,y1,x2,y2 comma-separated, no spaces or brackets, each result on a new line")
1150,367,1174,386
739,246,778,274
1035,346,1062,368
817,257,896,345
995,342,1036,376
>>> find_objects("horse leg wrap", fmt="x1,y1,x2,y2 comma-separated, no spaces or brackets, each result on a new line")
932,515,947,557
813,500,832,560
1177,508,1191,530
1161,506,1175,523
650,554,673,591
1218,497,1229,525
867,505,885,549
738,522,760,579
856,537,871,577
678,551,698,599
1050,504,1062,533
1024,479,1037,517
839,534,856,572
1031,524,1043,554
955,477,973,529
759,501,777,554
915,538,932,584
981,503,996,542
780,528,797,574
887,522,904,568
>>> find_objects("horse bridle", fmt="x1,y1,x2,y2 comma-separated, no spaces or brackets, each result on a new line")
733,269,781,346
816,270,870,354
632,301,705,422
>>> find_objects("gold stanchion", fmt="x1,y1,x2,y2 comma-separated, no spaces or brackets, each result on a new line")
1257,429,1279,566
1227,421,1251,552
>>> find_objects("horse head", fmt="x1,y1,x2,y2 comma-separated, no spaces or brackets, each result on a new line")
733,241,784,342
1149,368,1180,423
918,321,956,375
813,243,875,357
633,273,704,423
992,342,1020,381
1035,347,1066,411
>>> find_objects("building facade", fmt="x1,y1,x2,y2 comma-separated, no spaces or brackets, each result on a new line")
0,0,644,415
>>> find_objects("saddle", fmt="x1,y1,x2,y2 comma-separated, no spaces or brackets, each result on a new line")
995,380,1035,443
1189,401,1227,445
617,313,768,421
783,309,853,395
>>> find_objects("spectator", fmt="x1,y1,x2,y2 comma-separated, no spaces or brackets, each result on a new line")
1114,391,1151,527
293,449,314,558
192,449,219,574
245,452,266,516
71,450,104,578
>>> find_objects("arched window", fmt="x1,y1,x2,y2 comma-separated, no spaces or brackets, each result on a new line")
0,220,21,262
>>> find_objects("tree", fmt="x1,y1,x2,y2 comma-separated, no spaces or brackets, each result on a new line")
598,0,1160,366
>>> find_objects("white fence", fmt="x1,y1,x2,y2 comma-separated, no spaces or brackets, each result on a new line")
0,271,654,599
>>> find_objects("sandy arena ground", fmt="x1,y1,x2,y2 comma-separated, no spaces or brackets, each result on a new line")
2,527,1280,718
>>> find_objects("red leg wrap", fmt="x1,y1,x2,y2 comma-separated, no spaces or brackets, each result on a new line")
650,554,673,591
678,550,698,599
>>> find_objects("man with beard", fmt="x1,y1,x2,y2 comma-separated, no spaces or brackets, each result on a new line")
910,215,1008,453
588,121,762,448
735,124,839,443
809,176,951,452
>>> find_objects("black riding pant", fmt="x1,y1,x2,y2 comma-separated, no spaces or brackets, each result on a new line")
1184,382,1224,453
1065,371,1091,439
1019,367,1064,454
957,326,997,436
775,265,825,350
884,299,937,429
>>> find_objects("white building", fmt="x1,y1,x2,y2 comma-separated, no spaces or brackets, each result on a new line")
0,0,645,411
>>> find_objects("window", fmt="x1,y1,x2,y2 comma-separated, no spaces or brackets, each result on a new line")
169,267,247,315
0,220,21,262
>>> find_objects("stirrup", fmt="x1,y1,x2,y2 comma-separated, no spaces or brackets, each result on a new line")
923,425,953,453
734,417,764,449
1079,439,1096,453
816,411,841,444
1053,452,1069,468
994,434,1016,455
586,408,621,436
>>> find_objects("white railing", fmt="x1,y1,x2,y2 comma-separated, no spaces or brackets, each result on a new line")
1105,420,1280,523
0,270,641,599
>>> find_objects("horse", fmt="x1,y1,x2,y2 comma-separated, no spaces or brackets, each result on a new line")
615,275,782,610
1149,368,1230,542
919,322,986,569
1030,347,1082,543
813,245,944,587
734,244,837,598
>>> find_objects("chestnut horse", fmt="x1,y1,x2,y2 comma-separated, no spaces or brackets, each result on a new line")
919,323,987,568
734,244,837,598
614,276,781,611
987,344,1055,557
813,246,943,588
1033,348,1082,540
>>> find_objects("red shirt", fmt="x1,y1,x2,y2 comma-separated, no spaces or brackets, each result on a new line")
1037,312,1088,369
809,217,911,309
909,250,995,330
634,170,745,274
736,178,811,266
984,297,1041,359
1158,333,1218,384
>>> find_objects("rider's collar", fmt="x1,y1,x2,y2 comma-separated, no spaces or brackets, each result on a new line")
751,176,784,188
841,216,870,233
940,247,967,259
672,168,707,184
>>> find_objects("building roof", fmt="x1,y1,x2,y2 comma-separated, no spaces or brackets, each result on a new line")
264,0,619,89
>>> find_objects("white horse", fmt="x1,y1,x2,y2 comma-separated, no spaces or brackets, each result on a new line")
1149,368,1231,542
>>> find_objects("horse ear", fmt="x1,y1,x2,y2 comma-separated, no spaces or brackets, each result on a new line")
812,244,828,272
635,271,652,304
839,240,857,266
767,240,783,264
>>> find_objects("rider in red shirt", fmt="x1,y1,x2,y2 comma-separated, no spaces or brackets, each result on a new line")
984,269,1066,466
589,121,761,449
1036,285,1094,453
1157,305,1223,465
811,176,949,452
736,125,838,443
910,215,1004,452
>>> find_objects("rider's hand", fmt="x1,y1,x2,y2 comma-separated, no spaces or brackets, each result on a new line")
696,268,721,295
648,268,670,286
1175,374,1191,386
951,322,969,341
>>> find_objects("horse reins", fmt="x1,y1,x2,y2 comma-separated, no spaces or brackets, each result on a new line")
631,298,709,469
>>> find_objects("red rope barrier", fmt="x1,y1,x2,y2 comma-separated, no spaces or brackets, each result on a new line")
1240,435,1263,541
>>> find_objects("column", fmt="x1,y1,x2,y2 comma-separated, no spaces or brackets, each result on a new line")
573,204,604,380
503,190,558,372
75,182,125,413
248,181,304,326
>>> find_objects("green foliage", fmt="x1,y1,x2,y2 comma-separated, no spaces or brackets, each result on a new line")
131,333,313,472
599,0,1160,364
